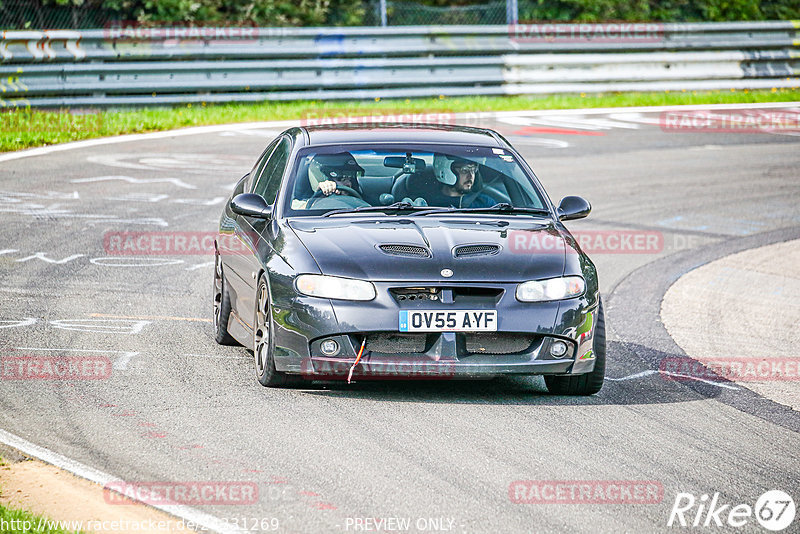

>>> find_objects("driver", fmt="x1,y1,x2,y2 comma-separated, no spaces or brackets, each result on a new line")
309,152,364,197
428,155,495,208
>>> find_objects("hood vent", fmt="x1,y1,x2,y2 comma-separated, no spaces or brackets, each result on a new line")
454,244,500,258
378,244,431,258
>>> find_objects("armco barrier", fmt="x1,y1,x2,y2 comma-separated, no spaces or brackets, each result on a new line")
0,22,798,107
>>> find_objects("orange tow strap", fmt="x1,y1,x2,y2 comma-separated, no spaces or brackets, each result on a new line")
347,337,367,384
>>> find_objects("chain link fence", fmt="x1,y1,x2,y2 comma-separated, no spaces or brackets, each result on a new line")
0,0,120,29
384,1,508,25
1,0,797,28
1,1,520,29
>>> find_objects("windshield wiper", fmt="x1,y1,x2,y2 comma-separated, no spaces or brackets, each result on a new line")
410,203,551,216
322,201,419,217
323,202,550,217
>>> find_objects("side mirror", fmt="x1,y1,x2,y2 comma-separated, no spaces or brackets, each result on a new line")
557,196,591,221
231,193,272,218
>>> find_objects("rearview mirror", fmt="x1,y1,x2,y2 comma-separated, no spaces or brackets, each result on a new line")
384,156,426,173
231,194,272,218
557,196,591,221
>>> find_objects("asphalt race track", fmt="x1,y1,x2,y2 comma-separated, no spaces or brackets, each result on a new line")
1,105,799,533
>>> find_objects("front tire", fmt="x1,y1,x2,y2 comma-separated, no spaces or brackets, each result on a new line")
253,276,298,387
545,299,606,396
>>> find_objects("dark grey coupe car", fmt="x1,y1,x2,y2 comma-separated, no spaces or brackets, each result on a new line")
214,124,605,395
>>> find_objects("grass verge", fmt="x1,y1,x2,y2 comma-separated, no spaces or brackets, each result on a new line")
0,504,83,534
2,88,799,152
0,455,81,534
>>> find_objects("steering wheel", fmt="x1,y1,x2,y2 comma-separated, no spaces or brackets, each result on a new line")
481,185,511,205
391,174,410,199
306,185,364,208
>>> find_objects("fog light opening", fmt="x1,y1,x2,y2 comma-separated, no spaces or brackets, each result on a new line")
320,339,340,356
550,340,569,358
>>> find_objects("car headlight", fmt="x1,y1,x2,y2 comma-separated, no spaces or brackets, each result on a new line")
295,274,376,301
516,276,585,302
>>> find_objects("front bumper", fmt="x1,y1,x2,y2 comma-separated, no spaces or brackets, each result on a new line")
270,281,599,379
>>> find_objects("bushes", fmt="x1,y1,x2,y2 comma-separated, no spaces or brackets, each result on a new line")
25,0,364,27
10,0,799,28
100,0,338,26
518,0,798,22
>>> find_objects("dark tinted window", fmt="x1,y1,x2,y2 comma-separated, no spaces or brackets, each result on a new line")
247,138,280,193
253,137,291,204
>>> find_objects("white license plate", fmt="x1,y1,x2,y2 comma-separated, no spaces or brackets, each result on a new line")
399,310,497,332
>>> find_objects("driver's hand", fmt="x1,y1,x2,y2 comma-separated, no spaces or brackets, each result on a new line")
318,180,337,196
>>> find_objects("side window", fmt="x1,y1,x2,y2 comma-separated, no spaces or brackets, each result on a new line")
247,138,279,193
253,137,291,204
233,174,248,197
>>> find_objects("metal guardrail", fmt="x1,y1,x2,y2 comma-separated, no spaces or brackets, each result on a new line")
1,22,798,107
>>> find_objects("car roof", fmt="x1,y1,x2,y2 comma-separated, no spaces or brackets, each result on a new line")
299,123,507,147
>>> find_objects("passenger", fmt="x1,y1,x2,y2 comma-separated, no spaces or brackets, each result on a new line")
428,155,496,208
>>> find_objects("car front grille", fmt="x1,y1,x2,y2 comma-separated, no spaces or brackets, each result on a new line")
465,333,536,355
452,287,503,302
390,287,440,302
366,333,427,354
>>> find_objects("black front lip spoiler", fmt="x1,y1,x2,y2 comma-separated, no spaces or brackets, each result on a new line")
297,355,575,379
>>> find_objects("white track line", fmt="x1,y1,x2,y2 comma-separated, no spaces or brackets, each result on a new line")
0,429,247,534
0,120,297,163
606,370,659,381
1,102,797,164
469,101,800,118
607,369,739,389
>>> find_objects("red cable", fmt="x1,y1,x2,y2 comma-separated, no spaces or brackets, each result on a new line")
347,337,366,384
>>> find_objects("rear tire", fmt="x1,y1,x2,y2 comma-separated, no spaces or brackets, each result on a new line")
545,299,606,396
213,251,237,346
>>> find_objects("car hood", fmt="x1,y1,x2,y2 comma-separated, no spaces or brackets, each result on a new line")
288,217,571,283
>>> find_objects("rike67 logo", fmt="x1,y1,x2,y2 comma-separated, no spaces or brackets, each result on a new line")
668,490,795,531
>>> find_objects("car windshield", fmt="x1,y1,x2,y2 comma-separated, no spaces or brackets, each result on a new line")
284,144,548,215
